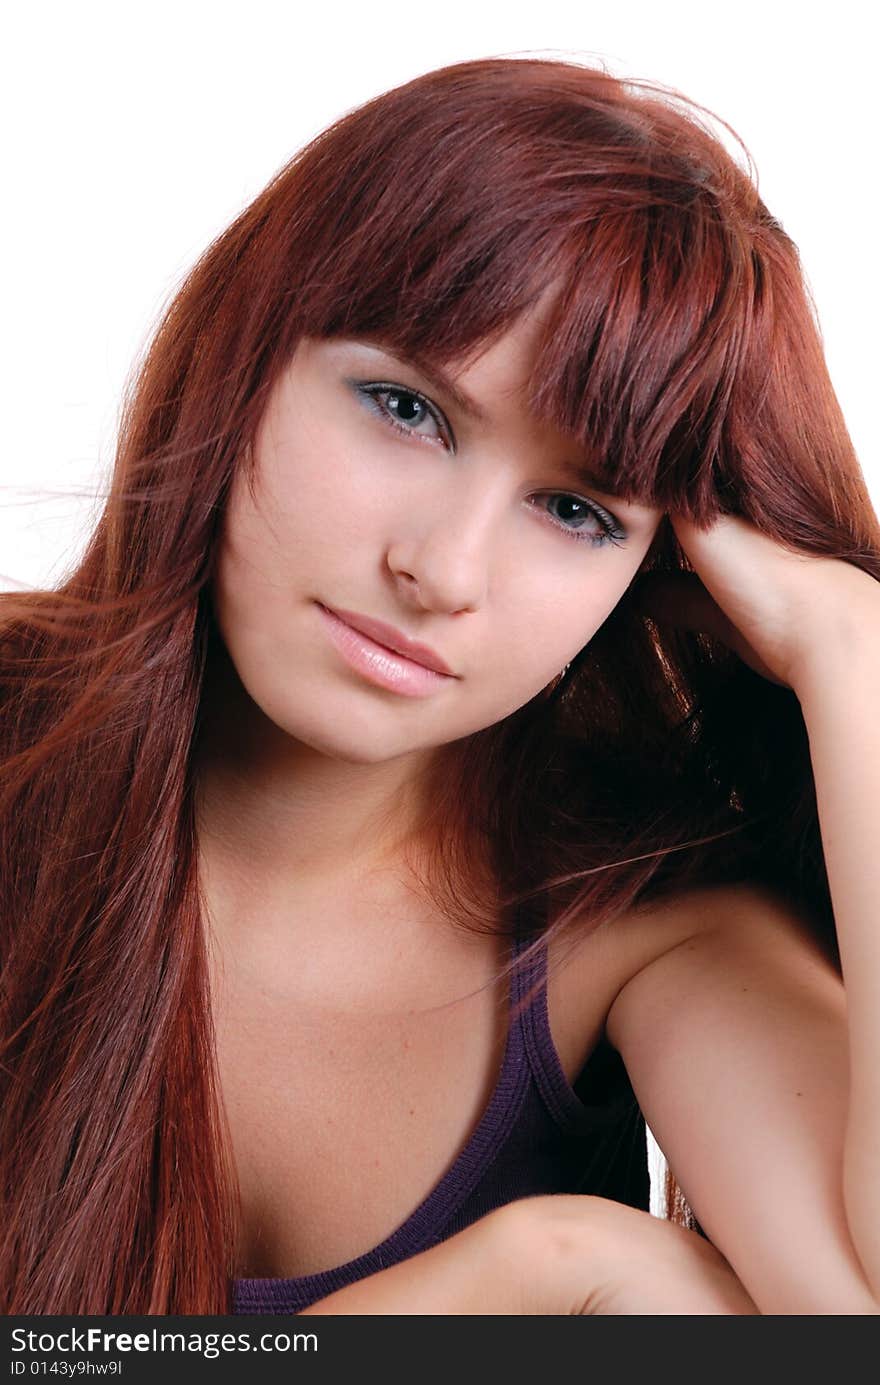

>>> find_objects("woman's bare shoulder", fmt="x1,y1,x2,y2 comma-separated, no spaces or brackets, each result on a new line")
601,877,827,1051
545,879,762,1073
557,879,759,1000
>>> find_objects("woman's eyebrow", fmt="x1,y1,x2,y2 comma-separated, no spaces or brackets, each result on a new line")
557,456,619,495
558,459,662,514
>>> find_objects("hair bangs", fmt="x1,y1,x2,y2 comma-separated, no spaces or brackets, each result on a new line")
523,202,761,521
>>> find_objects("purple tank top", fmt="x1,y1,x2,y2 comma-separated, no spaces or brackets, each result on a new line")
231,923,648,1314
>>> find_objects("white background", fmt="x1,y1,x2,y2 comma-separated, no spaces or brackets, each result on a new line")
2,0,877,1213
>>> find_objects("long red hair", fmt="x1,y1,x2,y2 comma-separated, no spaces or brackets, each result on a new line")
2,56,878,1311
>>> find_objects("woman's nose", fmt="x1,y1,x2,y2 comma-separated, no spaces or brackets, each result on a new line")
385,486,502,615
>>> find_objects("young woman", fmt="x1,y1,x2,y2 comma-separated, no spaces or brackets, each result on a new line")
2,56,879,1316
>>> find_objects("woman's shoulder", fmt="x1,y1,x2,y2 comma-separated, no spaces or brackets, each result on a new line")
598,877,823,1052
546,879,762,1076
556,878,760,1000
614,878,771,950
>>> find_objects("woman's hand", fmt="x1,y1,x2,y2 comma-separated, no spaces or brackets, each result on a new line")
630,512,880,696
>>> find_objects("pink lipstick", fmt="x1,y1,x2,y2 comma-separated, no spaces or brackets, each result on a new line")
316,603,458,697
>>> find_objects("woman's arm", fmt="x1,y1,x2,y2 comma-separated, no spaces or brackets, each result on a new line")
297,1196,758,1315
632,513,880,1310
298,1203,532,1315
794,607,880,1299
604,887,879,1314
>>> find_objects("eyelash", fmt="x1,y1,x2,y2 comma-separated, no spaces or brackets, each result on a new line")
353,382,627,549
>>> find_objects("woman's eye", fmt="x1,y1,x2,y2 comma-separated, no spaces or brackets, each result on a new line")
355,383,451,447
533,493,628,548
353,379,626,549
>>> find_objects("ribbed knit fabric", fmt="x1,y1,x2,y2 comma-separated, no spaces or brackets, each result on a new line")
231,923,649,1314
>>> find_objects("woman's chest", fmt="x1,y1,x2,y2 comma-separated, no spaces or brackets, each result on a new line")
209,896,697,1281
213,961,516,1278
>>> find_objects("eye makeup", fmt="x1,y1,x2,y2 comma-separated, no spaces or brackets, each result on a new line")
349,377,628,549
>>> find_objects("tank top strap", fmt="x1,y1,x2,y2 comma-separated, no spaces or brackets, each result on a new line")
509,914,595,1131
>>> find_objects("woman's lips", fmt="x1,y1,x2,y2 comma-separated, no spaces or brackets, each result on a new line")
316,602,457,698
321,603,456,676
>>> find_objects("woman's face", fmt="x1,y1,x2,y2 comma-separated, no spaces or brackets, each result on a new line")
211,310,665,767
